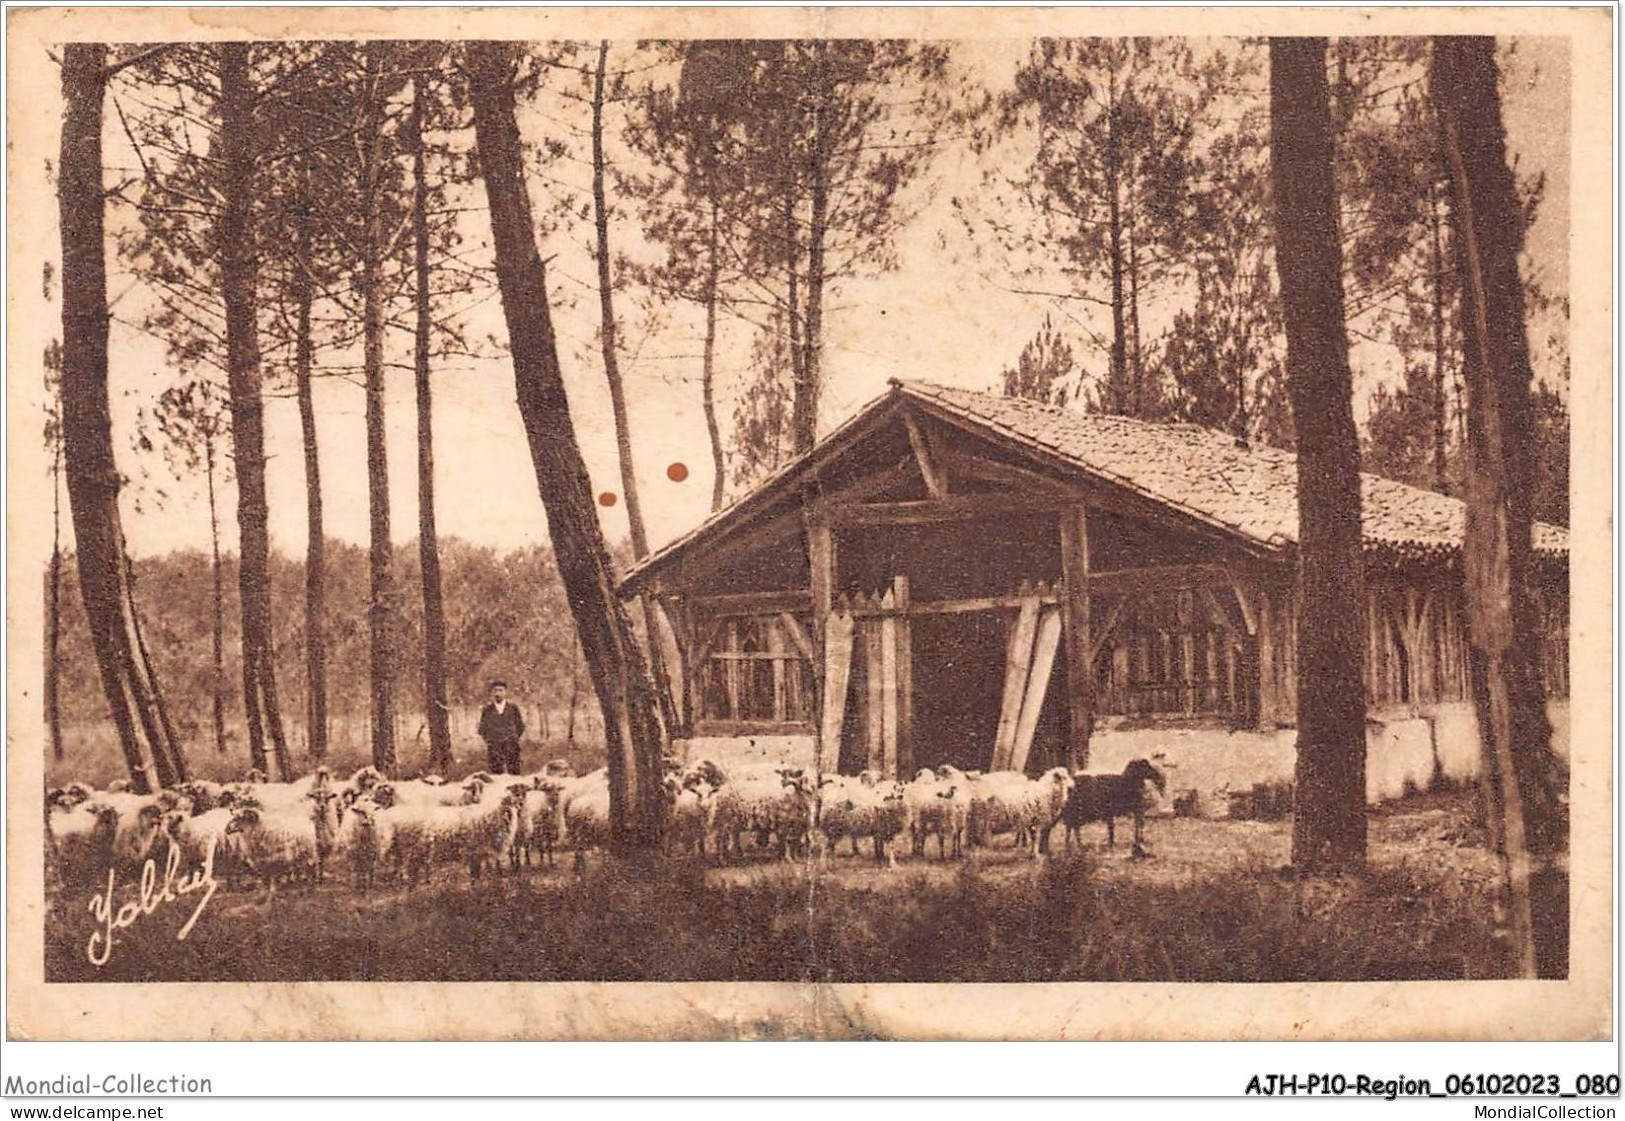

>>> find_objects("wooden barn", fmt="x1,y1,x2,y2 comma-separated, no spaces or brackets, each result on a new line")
619,379,1570,780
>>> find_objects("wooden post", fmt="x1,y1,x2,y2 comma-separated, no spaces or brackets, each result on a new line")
820,608,855,776
1011,604,1064,774
806,510,834,777
864,609,885,772
993,588,1042,770
654,595,691,736
893,575,914,780
879,588,899,778
1257,589,1276,727
723,619,741,720
1059,507,1094,771
768,619,787,723
902,410,948,498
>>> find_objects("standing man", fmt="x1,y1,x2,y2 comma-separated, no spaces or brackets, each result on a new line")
477,679,525,774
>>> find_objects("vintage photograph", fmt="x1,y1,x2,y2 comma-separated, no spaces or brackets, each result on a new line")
5,6,1610,1042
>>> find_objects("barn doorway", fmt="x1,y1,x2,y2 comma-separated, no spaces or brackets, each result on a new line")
909,610,1008,773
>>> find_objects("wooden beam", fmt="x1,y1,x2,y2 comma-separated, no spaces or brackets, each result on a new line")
1010,605,1064,774
1226,570,1259,634
826,459,919,505
992,592,1042,770
864,618,885,772
833,492,1067,528
670,507,806,593
820,610,855,777
938,449,1080,497
691,588,812,615
892,576,915,780
884,592,1061,616
1198,586,1247,648
768,620,787,723
1256,588,1278,728
903,410,949,498
722,620,742,719
1088,596,1128,665
806,517,834,626
879,588,899,778
1088,562,1234,597
778,612,814,663
1059,506,1094,771
690,616,728,667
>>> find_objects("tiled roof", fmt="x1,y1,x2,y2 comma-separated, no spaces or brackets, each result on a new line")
621,379,1567,588
905,379,1568,563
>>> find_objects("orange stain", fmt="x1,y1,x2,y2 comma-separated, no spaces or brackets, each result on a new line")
666,462,689,482
598,491,618,507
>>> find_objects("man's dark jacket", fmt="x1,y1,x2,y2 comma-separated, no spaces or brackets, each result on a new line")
478,702,525,748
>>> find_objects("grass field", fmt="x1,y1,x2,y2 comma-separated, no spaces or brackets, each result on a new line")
44,790,1520,984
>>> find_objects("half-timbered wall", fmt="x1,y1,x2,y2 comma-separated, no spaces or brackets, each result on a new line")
690,612,816,733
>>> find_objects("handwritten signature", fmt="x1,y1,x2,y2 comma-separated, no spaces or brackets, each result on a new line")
86,837,219,967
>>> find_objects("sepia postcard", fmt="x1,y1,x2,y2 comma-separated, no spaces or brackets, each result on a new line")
4,5,1613,1044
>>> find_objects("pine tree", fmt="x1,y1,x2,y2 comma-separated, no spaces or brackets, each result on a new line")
1433,33,1567,979
1000,315,1079,405
466,41,667,851
1270,36,1368,872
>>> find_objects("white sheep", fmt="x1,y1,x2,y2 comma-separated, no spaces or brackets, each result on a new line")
337,800,395,891
385,778,477,810
662,776,715,858
384,786,525,886
711,768,819,862
223,801,321,890
48,802,118,887
904,768,969,860
965,768,1075,856
560,770,612,866
816,773,909,865
161,808,247,887
516,780,564,869
309,787,344,882
108,801,168,877
177,779,228,814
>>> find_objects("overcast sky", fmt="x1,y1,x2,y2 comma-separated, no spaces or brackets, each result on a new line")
30,37,1570,562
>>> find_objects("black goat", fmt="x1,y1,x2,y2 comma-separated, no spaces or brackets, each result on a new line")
1062,759,1167,857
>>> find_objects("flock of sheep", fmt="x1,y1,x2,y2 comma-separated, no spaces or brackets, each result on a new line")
45,755,1168,896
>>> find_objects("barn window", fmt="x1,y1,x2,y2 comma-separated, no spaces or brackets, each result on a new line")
696,614,814,728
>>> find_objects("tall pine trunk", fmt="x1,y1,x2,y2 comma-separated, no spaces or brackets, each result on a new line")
359,43,397,776
127,559,187,784
411,75,453,775
592,42,648,561
46,439,64,762
467,41,666,852
1105,69,1130,416
57,43,177,792
589,43,679,744
702,193,726,512
1432,35,1566,979
799,176,827,454
205,432,227,755
1269,37,1368,872
1429,180,1451,494
292,190,328,761
783,185,804,455
219,42,291,780
796,48,829,456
